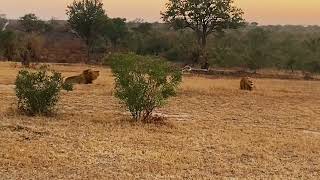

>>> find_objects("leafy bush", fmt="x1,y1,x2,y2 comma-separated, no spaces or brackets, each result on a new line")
110,53,182,121
15,67,73,116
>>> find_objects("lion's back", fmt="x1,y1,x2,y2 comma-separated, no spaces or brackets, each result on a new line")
64,69,100,85
65,75,86,84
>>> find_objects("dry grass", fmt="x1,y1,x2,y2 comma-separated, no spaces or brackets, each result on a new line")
0,62,320,179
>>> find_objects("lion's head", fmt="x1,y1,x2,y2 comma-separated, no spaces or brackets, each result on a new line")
83,69,100,84
240,77,254,91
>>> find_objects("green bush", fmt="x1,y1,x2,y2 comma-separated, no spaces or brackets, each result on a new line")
0,30,19,61
15,67,73,116
110,53,182,121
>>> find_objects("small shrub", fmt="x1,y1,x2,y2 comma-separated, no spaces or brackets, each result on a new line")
110,53,182,121
15,66,73,116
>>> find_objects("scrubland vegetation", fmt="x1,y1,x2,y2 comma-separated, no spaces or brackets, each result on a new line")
1,2,320,73
1,62,320,179
0,0,320,179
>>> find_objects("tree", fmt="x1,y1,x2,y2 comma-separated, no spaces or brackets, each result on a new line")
243,28,271,71
19,14,48,33
162,0,244,64
164,31,198,63
19,34,44,67
66,0,106,63
305,37,320,62
132,22,152,34
304,37,320,73
103,18,128,50
279,35,305,72
0,30,18,60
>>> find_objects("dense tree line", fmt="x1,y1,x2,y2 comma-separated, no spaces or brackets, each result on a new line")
0,0,320,73
209,25,320,73
118,23,320,73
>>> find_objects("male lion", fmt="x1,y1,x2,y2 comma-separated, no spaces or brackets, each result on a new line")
240,77,254,91
65,69,100,84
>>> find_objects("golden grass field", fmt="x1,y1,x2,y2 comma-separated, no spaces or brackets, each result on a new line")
0,62,320,179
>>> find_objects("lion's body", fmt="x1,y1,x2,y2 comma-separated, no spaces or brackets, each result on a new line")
240,77,254,91
65,75,87,84
65,69,99,84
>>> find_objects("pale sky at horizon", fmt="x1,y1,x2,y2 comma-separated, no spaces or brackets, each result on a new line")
0,0,320,25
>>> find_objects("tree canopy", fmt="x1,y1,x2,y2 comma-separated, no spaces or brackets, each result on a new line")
0,30,18,60
103,18,128,49
19,13,49,33
66,0,106,62
162,0,244,64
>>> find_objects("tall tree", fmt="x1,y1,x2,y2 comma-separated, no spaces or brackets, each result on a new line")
66,0,106,63
162,0,244,64
103,18,128,50
19,14,47,33
243,28,270,71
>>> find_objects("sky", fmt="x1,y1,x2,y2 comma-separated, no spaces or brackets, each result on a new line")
0,0,320,25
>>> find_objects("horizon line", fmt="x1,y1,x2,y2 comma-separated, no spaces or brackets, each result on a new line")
4,18,320,27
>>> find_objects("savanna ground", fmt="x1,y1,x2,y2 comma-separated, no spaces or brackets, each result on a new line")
0,62,320,179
